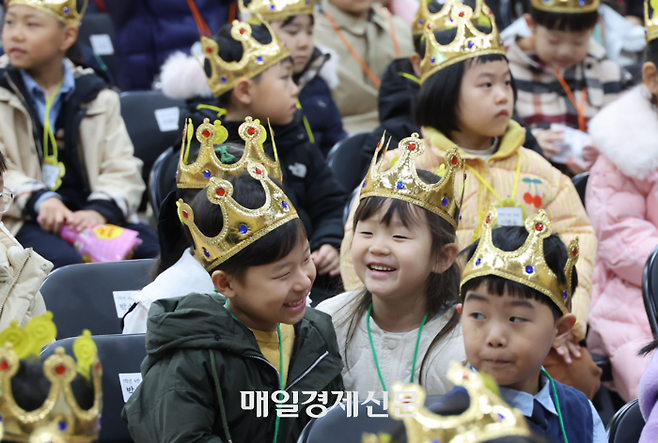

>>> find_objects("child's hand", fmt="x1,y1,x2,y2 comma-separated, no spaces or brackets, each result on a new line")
37,197,73,234
535,129,564,159
311,244,340,276
67,210,107,232
555,338,582,364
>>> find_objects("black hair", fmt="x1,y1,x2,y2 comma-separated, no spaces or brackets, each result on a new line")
0,150,6,173
338,169,461,384
184,171,307,282
529,4,598,32
414,25,510,135
460,226,578,322
645,38,658,67
280,13,314,27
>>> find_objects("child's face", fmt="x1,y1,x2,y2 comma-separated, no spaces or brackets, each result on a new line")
532,24,593,70
330,0,374,17
352,203,439,302
459,283,573,393
215,238,315,331
457,59,514,139
271,15,314,75
2,5,76,71
247,60,299,126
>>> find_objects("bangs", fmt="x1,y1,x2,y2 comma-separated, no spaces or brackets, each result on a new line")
353,196,427,231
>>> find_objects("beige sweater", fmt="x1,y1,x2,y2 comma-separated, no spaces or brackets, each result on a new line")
317,290,466,398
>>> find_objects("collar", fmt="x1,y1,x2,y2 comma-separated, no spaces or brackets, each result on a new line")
320,0,387,35
422,120,525,161
19,58,76,101
499,371,557,417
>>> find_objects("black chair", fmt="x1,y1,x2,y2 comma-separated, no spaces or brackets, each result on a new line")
40,260,156,339
148,147,179,220
571,172,590,205
42,333,146,443
643,246,658,335
606,399,645,442
78,13,117,81
119,91,184,192
326,133,371,194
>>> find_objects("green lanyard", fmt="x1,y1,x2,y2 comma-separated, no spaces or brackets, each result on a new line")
540,368,569,443
224,300,284,443
366,303,429,392
43,80,64,163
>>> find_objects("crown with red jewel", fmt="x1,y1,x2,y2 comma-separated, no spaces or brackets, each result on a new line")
360,133,465,229
460,207,579,314
0,312,102,443
239,0,314,22
5,0,87,26
177,116,282,189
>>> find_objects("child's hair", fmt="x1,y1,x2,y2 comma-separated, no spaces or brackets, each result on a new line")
645,38,658,67
414,26,512,135
206,23,292,108
460,226,578,321
184,171,307,281
341,169,461,383
528,4,598,32
0,150,6,173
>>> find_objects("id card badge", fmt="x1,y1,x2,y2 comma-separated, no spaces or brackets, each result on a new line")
42,157,65,190
496,206,524,227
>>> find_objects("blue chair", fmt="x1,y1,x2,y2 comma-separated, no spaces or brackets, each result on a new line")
606,399,644,443
571,172,590,205
643,246,658,335
148,146,178,220
326,133,370,194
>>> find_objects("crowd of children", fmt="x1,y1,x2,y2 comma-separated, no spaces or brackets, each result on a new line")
3,0,658,441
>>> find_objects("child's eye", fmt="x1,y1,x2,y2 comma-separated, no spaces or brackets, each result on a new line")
470,312,485,320
276,272,291,279
510,316,527,323
393,235,408,240
359,231,373,236
481,83,492,88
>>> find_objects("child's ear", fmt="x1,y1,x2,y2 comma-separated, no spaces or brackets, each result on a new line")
409,52,422,78
432,242,459,274
643,62,658,96
212,270,236,299
456,303,463,315
60,25,79,52
552,313,576,349
523,13,535,33
231,78,255,107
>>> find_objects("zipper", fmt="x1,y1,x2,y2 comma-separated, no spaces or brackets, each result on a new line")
245,354,282,389
0,248,31,317
245,350,329,392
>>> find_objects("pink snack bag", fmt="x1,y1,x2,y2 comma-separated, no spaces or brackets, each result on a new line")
60,224,142,263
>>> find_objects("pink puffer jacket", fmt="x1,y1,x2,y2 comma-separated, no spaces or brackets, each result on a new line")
586,85,658,402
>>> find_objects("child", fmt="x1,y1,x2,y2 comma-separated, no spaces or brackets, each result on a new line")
0,0,158,269
313,0,414,133
317,135,466,397
504,0,631,174
340,0,600,399
0,150,49,329
459,208,606,442
583,2,658,402
123,164,344,443
240,0,347,157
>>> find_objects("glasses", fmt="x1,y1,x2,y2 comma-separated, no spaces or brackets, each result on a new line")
1,187,14,214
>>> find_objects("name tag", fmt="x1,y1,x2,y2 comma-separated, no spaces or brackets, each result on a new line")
42,163,61,190
118,373,143,402
496,207,524,227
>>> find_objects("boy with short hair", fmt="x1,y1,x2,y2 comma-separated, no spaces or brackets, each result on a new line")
0,0,158,268
458,207,606,442
504,0,631,174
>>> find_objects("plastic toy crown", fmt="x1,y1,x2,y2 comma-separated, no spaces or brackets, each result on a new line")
177,161,298,271
420,0,506,82
0,312,102,443
413,0,452,36
5,0,87,26
177,117,282,189
201,19,291,97
240,0,314,22
366,362,531,443
360,133,465,228
530,0,599,14
460,207,579,314
646,0,658,43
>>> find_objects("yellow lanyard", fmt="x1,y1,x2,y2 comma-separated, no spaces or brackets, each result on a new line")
296,99,315,144
42,80,64,161
465,150,522,204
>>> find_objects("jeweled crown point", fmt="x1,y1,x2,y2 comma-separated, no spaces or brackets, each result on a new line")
6,0,85,26
239,0,314,23
531,0,599,13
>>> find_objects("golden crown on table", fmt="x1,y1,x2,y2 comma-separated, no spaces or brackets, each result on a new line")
420,0,506,82
530,0,599,14
460,207,579,314
360,133,465,228
363,362,531,443
645,0,658,43
239,0,314,22
0,312,102,443
201,19,290,97
177,117,282,189
5,0,87,26
178,161,298,271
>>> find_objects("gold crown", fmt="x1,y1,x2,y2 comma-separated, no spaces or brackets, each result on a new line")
239,0,314,22
360,133,465,229
0,313,102,443
363,362,531,443
178,161,298,271
530,0,599,13
460,207,579,314
420,0,506,83
201,19,290,97
646,0,658,42
5,0,87,26
413,0,451,36
177,117,282,189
